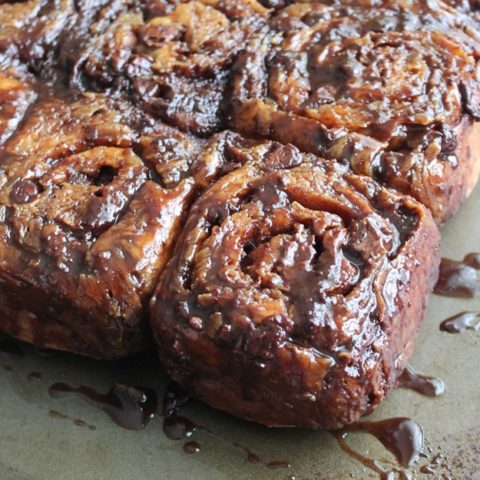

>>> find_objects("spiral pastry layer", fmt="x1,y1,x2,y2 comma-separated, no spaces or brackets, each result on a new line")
69,0,270,134
0,65,36,144
0,0,474,428
0,93,194,358
0,0,75,70
228,0,480,223
150,142,440,428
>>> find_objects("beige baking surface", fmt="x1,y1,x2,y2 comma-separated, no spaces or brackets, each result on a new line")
0,187,479,480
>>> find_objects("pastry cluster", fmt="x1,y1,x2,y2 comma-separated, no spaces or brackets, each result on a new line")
1,0,477,428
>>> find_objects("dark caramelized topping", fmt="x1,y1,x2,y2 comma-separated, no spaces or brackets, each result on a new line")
0,0,468,434
434,254,480,298
227,0,480,223
49,382,158,430
150,144,440,429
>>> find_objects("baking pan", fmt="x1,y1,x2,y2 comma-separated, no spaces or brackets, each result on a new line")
0,187,479,480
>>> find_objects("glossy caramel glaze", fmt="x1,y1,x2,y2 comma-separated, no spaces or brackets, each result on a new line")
227,0,480,223
68,0,270,135
0,0,467,429
434,253,480,298
49,382,158,430
150,142,440,429
444,0,480,12
0,85,310,359
0,92,196,358
398,365,445,397
440,311,480,333
0,64,37,144
0,0,75,71
340,417,424,468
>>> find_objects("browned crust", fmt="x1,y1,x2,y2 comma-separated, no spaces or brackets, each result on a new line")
0,180,193,360
154,217,439,429
0,281,147,359
380,116,480,225
230,100,480,225
444,117,480,222
150,165,441,429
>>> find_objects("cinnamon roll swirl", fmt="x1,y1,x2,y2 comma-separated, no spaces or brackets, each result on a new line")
150,142,440,428
227,1,480,223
